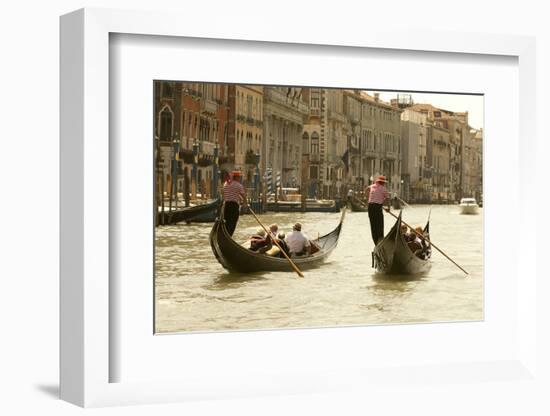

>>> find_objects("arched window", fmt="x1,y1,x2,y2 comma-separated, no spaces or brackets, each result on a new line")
159,107,173,140
302,132,309,155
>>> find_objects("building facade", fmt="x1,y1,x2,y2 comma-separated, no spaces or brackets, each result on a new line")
154,81,229,201
400,108,429,202
360,92,402,194
227,85,264,187
262,87,309,190
154,82,482,206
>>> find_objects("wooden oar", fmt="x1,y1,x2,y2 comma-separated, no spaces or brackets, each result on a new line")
394,194,412,209
384,209,469,276
246,204,304,278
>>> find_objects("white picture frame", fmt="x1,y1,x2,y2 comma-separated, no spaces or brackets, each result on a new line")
60,8,540,408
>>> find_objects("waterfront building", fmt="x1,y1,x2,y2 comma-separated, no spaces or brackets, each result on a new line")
262,87,309,190
343,90,363,191
180,82,229,198
407,103,482,203
154,81,182,200
467,128,483,200
430,124,451,202
227,85,264,187
154,81,230,200
301,88,347,199
400,108,429,202
325,89,347,197
360,92,402,194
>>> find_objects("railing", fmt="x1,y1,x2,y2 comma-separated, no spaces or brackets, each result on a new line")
199,141,215,155
328,109,346,123
309,153,320,163
310,108,320,116
265,88,309,114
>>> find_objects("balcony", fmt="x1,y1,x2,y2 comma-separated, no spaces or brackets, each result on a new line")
236,114,246,123
201,98,217,114
199,140,215,156
310,108,320,117
309,153,320,163
265,88,309,115
246,116,254,126
328,109,346,123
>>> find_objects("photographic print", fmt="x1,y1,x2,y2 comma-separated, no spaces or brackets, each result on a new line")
154,82,483,334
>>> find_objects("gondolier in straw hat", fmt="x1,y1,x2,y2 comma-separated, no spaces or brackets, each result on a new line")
365,175,391,245
222,170,247,236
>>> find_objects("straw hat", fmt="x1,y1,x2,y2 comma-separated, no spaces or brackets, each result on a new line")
375,175,387,183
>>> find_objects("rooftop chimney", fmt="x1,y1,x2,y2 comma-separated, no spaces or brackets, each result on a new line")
374,93,380,102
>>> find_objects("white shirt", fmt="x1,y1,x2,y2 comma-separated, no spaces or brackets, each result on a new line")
286,230,310,254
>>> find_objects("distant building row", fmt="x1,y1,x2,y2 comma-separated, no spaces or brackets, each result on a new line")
154,81,482,203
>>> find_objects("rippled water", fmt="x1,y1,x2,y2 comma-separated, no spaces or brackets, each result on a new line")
155,205,483,333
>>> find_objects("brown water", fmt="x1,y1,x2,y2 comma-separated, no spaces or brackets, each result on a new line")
155,205,483,333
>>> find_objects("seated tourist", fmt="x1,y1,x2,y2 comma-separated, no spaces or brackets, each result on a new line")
276,232,291,258
249,228,272,253
286,223,311,256
406,226,422,253
399,224,413,242
269,223,279,240
412,226,430,259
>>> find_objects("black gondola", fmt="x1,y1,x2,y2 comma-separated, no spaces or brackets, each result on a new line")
210,205,346,273
159,199,221,225
349,199,368,212
372,212,431,274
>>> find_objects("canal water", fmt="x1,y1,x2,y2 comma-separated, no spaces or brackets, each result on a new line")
155,205,483,333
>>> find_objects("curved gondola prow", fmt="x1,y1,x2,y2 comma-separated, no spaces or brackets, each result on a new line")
316,206,346,250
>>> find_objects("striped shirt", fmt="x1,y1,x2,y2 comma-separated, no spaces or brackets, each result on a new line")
367,183,389,204
223,180,245,204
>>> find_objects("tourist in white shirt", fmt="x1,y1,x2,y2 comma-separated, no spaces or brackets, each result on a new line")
286,223,311,256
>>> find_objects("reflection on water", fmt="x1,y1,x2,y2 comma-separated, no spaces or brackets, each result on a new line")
155,205,483,333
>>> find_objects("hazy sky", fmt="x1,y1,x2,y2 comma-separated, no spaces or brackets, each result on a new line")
365,91,484,130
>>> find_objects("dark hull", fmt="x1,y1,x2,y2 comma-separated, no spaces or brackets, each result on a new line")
159,199,220,224
349,199,368,212
373,213,431,275
210,207,346,273
266,201,340,213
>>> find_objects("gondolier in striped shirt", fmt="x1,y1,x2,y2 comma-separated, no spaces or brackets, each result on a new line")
365,175,391,245
222,171,247,236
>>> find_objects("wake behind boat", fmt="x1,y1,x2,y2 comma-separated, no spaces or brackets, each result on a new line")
373,212,432,275
210,205,346,273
